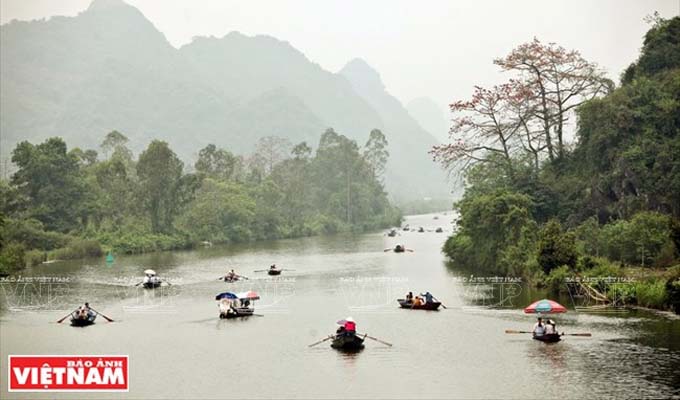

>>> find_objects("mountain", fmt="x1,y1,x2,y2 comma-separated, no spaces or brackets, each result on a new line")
339,59,449,199
406,97,450,143
0,0,449,200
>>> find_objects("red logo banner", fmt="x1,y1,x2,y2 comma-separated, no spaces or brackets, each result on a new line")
8,356,129,392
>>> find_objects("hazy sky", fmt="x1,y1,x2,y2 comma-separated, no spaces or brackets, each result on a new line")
2,0,679,115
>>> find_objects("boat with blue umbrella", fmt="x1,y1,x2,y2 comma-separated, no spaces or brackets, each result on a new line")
215,291,260,319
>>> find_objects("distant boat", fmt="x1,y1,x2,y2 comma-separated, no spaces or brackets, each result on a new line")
397,299,441,310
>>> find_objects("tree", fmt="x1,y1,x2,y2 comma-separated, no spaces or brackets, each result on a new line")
195,144,238,181
494,38,612,160
363,129,389,181
100,130,132,160
11,138,86,232
255,136,292,175
537,219,577,274
136,140,184,233
431,84,527,175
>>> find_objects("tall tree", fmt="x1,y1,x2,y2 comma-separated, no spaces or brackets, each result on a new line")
255,136,292,175
195,144,238,181
494,38,612,160
363,129,389,181
11,137,85,232
100,130,132,160
136,140,184,233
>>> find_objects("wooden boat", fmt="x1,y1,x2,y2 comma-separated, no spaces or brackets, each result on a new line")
397,299,441,310
142,269,162,289
435,227,443,233
220,307,255,319
70,312,96,326
142,280,162,289
394,245,405,253
533,333,562,343
387,229,398,237
331,333,365,351
417,227,425,232
268,269,282,276
223,275,240,283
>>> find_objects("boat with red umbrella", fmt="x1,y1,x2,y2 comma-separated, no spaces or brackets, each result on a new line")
524,299,567,343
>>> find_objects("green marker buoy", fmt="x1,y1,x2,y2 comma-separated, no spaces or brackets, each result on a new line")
106,251,115,264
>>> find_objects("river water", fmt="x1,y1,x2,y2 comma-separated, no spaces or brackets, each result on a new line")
1,213,679,399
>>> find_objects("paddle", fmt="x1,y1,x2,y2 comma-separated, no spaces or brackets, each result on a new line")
406,249,415,252
254,269,268,272
361,334,393,347
89,307,114,322
308,335,334,347
134,281,144,286
505,330,533,334
383,248,392,252
57,310,76,323
163,279,172,286
281,269,296,271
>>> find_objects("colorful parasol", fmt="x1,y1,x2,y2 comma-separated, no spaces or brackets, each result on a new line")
236,291,260,300
523,299,567,314
215,292,238,300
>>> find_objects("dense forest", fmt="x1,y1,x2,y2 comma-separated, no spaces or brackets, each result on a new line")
434,16,680,312
0,128,401,275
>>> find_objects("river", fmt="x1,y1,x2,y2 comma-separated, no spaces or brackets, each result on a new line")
1,213,679,399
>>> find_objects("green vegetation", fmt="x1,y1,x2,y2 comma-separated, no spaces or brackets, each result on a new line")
435,17,680,313
0,128,400,274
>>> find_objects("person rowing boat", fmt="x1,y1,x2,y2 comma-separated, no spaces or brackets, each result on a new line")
221,269,243,282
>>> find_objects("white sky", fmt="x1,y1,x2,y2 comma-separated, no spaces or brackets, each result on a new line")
2,0,679,114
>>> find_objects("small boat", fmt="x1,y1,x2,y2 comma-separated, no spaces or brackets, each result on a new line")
417,227,425,233
402,225,410,231
387,229,398,237
142,269,162,289
268,269,282,276
394,245,406,253
220,307,254,319
216,291,260,319
397,299,441,310
70,311,96,327
331,332,365,351
223,275,240,283
435,227,443,233
533,333,562,343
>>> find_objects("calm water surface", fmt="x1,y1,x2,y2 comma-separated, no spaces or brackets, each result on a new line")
1,213,679,399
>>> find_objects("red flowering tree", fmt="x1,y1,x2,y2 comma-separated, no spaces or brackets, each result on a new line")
494,38,612,160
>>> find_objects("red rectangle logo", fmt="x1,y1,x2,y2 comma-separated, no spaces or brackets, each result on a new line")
8,355,128,392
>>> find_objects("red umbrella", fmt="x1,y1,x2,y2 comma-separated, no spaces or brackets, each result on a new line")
524,299,567,314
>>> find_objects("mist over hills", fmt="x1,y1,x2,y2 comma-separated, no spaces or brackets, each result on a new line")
0,0,450,200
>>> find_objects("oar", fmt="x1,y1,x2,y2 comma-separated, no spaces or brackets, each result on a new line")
57,310,76,323
505,329,533,334
406,249,415,252
163,280,172,286
134,281,144,286
89,308,114,322
362,334,393,347
254,269,268,272
562,333,592,337
282,269,296,271
383,248,392,252
308,335,334,347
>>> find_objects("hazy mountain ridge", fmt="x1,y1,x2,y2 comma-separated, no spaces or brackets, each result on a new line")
0,0,449,199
